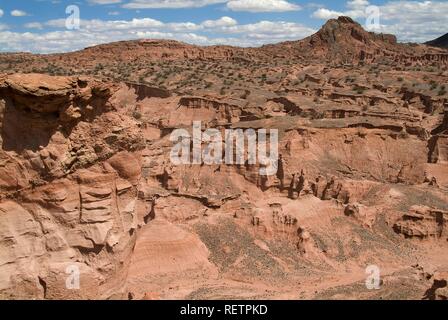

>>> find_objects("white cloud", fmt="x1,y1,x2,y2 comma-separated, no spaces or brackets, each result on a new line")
0,16,315,53
45,17,165,31
11,10,28,17
105,0,301,12
167,22,201,32
220,20,313,36
377,1,448,42
311,0,448,42
312,8,344,19
227,0,301,12
2,1,446,53
88,0,122,4
312,0,368,19
24,22,44,30
123,0,227,9
380,1,448,23
347,0,369,9
202,16,237,28
0,9,4,18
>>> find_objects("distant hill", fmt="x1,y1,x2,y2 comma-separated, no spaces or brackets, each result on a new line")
426,33,448,49
0,16,446,80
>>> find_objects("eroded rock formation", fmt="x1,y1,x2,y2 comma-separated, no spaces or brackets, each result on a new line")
0,16,447,300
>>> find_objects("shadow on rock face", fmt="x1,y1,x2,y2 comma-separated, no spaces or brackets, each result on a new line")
0,74,112,153
1,96,63,152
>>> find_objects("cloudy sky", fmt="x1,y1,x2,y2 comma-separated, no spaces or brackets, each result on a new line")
0,0,446,53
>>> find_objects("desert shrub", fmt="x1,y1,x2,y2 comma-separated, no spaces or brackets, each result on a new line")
428,80,438,90
353,86,365,94
398,131,410,139
132,111,142,120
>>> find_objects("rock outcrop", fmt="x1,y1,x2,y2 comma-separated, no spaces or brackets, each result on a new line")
262,16,448,66
394,206,447,240
0,74,144,299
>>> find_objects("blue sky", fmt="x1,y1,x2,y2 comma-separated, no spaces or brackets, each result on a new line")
0,0,354,31
0,0,447,53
